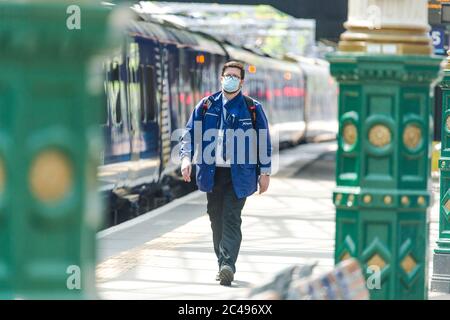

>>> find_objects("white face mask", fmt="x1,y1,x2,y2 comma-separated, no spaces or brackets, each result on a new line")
222,75,241,93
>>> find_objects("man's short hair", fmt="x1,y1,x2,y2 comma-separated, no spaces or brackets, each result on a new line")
222,61,245,80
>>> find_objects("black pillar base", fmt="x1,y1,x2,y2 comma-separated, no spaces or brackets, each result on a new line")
431,253,450,293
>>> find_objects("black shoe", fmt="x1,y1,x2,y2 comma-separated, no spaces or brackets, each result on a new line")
215,272,220,281
219,265,234,286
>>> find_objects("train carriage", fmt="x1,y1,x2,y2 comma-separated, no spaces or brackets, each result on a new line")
224,45,307,147
99,13,337,227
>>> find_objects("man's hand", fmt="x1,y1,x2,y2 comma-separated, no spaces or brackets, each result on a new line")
181,158,192,183
258,175,270,194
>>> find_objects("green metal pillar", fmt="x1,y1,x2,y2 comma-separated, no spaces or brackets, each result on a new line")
328,0,443,300
431,53,450,293
0,1,113,299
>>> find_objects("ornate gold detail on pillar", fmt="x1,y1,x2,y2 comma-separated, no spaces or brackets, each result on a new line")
368,254,386,269
363,195,372,204
445,199,450,212
339,0,432,55
384,195,393,205
401,196,410,206
339,27,432,55
417,196,425,206
335,193,343,205
446,115,450,131
30,150,73,203
401,255,417,274
347,194,355,207
403,125,422,149
369,125,391,147
343,123,357,146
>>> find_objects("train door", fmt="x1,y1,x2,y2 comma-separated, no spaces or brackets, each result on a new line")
138,63,159,181
100,61,111,164
177,49,187,131
178,48,194,126
296,70,307,142
136,37,161,185
156,43,172,179
127,41,142,165
164,42,181,175
209,54,219,96
110,56,131,164
97,51,133,191
191,65,202,106
102,61,115,165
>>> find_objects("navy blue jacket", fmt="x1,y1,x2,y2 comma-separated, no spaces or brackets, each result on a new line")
179,91,272,199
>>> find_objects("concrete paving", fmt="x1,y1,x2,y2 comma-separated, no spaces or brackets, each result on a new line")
95,141,447,300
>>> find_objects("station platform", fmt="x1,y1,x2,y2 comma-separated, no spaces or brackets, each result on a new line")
95,141,444,300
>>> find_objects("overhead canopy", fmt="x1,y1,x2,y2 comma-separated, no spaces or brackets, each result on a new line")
131,1,316,57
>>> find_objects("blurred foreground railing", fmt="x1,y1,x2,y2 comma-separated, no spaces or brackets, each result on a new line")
245,258,369,300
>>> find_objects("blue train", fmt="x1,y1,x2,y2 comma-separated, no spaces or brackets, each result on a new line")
99,14,338,227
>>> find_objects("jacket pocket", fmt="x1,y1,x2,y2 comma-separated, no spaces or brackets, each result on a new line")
196,164,214,192
203,113,219,130
238,164,257,190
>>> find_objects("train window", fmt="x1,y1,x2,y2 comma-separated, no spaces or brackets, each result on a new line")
139,66,147,123
101,80,109,125
143,65,157,122
116,89,122,124
109,63,123,125
128,69,140,132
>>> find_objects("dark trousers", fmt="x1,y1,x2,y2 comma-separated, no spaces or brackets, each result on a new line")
207,167,246,273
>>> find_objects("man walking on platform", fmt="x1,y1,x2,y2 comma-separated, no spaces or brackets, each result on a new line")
179,61,272,286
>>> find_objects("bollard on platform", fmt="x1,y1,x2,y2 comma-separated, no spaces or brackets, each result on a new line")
431,51,450,294
0,1,119,299
328,0,443,299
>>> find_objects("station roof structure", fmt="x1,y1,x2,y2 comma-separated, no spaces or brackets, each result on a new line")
130,1,317,57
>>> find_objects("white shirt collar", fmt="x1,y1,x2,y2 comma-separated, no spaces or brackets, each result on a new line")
222,93,228,107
